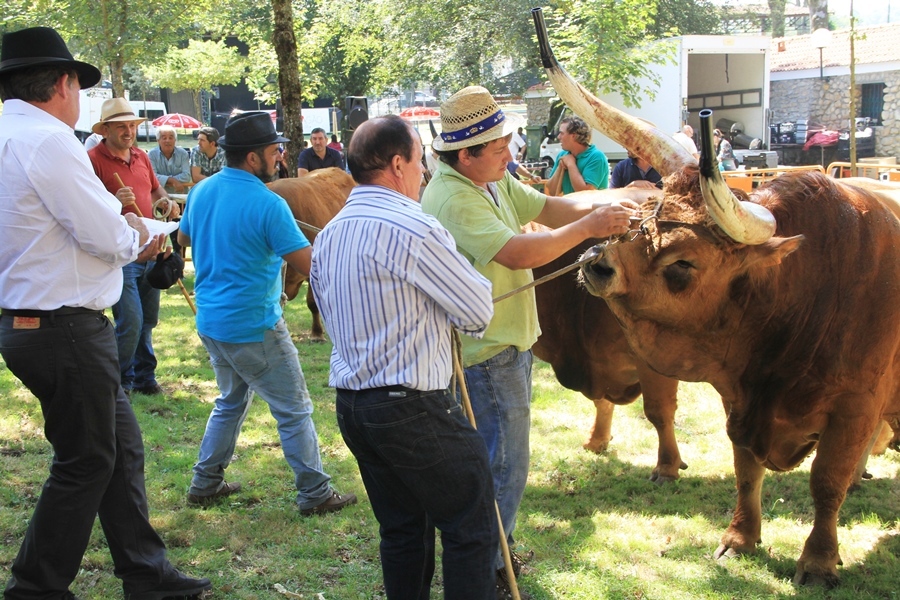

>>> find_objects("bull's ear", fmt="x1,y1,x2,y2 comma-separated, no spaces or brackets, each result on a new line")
742,234,804,270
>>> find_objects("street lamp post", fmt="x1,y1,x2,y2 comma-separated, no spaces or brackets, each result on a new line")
811,28,832,79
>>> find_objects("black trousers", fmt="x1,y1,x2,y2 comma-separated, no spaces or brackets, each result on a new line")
0,309,170,599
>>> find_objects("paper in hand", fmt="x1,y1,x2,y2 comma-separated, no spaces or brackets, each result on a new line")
139,217,179,249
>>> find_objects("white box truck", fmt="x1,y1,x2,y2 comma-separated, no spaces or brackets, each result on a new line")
539,35,772,168
75,87,112,142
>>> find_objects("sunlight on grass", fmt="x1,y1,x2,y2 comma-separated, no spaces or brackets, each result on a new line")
2,285,900,598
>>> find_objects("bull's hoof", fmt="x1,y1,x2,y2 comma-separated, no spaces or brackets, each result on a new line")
649,472,678,485
792,568,839,588
582,439,611,454
714,544,741,560
309,335,327,344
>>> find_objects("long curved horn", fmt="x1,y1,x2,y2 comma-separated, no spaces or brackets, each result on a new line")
698,109,776,244
532,8,695,177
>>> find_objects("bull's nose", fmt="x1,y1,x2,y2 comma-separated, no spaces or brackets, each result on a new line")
579,254,621,297
585,258,615,280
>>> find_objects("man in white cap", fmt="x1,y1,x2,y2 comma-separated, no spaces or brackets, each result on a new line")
421,85,637,599
88,97,180,397
0,25,210,599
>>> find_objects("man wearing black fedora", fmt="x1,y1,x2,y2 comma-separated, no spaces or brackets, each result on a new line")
0,26,211,600
178,112,357,516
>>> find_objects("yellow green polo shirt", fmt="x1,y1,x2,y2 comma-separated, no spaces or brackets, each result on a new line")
422,161,547,366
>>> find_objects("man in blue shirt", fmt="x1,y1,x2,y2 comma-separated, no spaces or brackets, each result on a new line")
610,151,663,189
544,115,609,196
148,125,191,193
178,111,356,516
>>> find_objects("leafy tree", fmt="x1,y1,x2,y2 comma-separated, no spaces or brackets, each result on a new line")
544,0,677,108
6,0,210,97
145,39,247,120
649,0,726,37
386,0,539,95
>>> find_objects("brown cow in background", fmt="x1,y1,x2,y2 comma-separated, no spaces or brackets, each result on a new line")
531,228,686,483
268,168,354,340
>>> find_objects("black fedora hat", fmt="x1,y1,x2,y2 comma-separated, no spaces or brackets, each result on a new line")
0,27,101,89
219,111,289,150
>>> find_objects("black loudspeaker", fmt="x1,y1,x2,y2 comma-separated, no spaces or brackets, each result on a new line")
345,96,368,131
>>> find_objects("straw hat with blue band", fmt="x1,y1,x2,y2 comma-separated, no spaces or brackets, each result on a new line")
432,86,519,151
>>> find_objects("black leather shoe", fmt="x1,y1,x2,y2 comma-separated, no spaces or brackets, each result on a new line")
132,383,164,396
187,481,242,506
299,490,357,516
123,570,211,600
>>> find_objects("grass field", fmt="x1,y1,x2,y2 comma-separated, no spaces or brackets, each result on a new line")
1,265,899,599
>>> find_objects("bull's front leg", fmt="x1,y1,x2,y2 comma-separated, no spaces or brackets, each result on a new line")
637,366,686,483
793,411,880,586
715,444,764,559
584,398,615,453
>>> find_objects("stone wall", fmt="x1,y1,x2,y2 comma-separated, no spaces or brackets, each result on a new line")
770,70,900,160
525,95,553,127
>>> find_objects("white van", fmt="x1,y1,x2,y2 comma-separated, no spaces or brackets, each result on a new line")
129,100,167,141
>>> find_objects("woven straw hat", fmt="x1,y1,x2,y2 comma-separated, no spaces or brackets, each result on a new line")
92,97,145,134
432,86,518,151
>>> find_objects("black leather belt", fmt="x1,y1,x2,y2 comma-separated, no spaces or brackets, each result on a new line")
1,306,102,318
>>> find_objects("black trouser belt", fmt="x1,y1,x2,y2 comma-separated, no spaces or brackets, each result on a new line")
1,306,102,318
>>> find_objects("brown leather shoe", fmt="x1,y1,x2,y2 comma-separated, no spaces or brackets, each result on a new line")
299,490,358,516
186,481,242,506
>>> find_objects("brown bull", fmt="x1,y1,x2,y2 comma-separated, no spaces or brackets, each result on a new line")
531,229,685,483
268,168,354,339
534,8,900,586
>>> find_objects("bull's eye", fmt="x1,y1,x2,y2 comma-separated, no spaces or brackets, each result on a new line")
662,260,694,293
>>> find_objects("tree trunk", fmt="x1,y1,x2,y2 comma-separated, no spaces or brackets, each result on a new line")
110,56,126,98
272,0,303,177
809,0,829,31
768,0,786,37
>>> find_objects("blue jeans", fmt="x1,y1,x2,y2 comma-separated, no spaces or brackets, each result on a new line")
464,346,533,570
112,261,160,390
336,387,498,600
190,319,332,509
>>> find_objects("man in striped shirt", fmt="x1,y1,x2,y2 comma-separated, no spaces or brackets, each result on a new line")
310,115,499,599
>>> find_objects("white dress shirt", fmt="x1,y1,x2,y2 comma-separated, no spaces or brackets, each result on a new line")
0,100,140,311
310,185,494,391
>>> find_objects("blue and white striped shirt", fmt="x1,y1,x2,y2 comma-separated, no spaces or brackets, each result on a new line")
310,185,494,391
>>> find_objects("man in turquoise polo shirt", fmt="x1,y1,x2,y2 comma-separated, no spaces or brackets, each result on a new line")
178,111,356,516
421,86,636,599
544,114,609,196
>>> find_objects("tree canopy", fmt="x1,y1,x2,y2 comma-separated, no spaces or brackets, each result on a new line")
1,0,728,113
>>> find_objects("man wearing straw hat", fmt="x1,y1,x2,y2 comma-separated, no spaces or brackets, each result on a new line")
0,26,210,599
422,86,636,599
178,111,357,516
88,97,180,398
311,115,498,599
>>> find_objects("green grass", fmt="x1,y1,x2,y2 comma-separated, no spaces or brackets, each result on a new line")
2,265,900,598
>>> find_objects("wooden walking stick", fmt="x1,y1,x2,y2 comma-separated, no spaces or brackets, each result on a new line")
451,329,522,600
